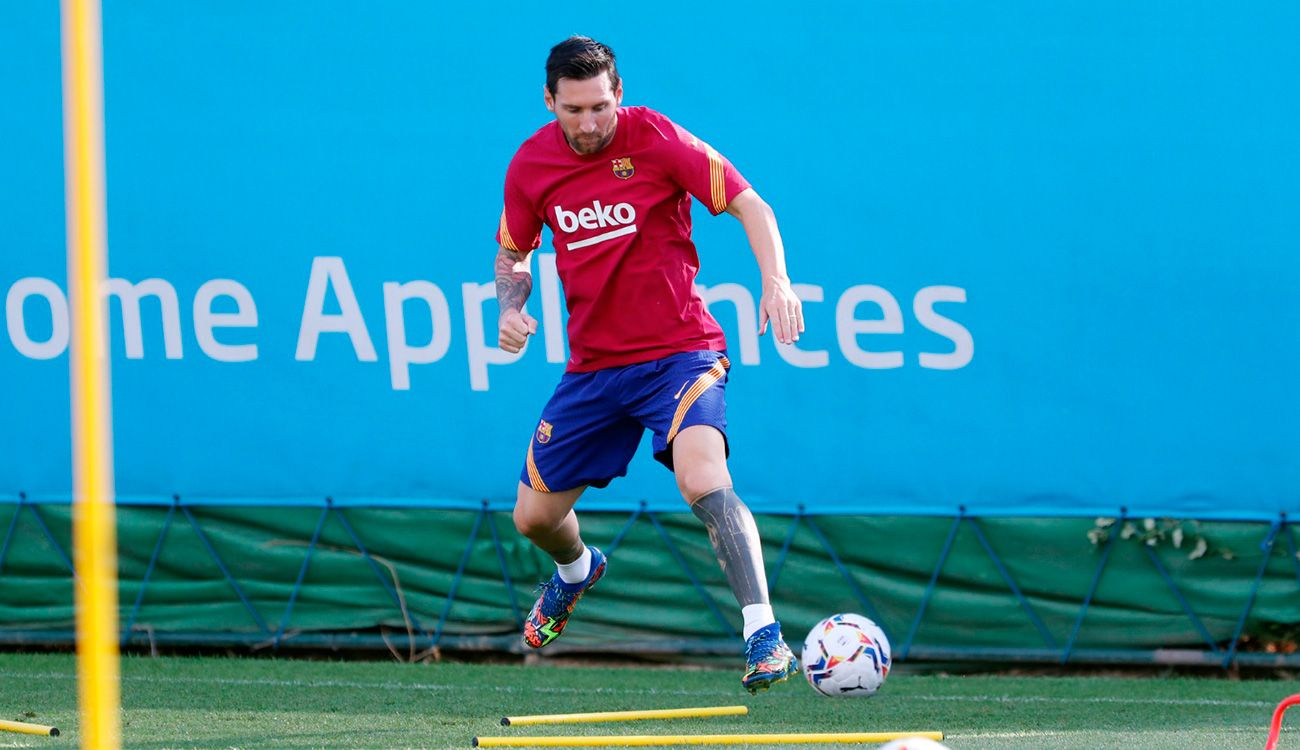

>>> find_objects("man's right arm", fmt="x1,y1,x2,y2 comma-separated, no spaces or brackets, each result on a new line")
496,244,537,353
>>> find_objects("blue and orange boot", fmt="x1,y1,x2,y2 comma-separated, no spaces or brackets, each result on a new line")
741,622,798,693
523,546,607,649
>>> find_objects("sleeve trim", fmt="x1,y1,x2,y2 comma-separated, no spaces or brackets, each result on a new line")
707,147,727,213
498,210,520,252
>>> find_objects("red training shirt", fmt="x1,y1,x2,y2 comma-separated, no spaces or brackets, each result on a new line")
496,106,751,372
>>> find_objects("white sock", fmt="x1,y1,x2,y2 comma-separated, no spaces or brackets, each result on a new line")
556,546,592,585
742,603,776,640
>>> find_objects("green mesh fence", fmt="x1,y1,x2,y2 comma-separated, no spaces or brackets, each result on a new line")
0,500,1296,667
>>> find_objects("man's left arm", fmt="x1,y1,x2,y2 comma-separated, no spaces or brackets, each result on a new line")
726,188,803,345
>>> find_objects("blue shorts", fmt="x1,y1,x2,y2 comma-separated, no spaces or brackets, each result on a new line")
521,350,731,493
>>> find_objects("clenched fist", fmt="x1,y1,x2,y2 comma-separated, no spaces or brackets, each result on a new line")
498,308,538,353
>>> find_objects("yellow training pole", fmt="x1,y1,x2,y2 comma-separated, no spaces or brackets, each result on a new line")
502,706,748,726
61,0,120,748
473,731,945,747
0,719,61,737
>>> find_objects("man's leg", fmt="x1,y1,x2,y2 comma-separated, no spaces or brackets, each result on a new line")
513,481,586,567
672,426,767,619
514,481,610,649
673,425,797,692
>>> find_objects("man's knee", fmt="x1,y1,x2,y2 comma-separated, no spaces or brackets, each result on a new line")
677,462,730,502
513,482,581,538
514,483,551,538
672,426,732,501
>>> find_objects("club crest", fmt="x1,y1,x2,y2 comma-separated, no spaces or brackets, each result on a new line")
611,157,635,180
536,419,554,444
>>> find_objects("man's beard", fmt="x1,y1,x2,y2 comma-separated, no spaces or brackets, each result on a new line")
568,129,614,155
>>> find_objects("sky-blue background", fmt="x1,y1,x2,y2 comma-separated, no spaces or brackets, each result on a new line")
2,1,1297,518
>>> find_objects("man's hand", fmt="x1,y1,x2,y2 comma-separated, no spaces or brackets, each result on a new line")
499,307,538,353
759,277,803,345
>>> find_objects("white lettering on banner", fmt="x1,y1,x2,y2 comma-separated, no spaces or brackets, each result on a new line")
537,252,566,364
465,253,570,391
914,286,974,369
194,280,258,362
3,257,972,390
837,284,905,369
775,284,829,368
105,277,184,359
698,283,760,365
462,280,524,392
295,256,378,362
383,281,452,390
6,277,69,359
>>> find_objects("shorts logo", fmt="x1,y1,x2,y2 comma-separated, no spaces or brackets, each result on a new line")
673,380,691,400
611,157,635,179
536,419,554,444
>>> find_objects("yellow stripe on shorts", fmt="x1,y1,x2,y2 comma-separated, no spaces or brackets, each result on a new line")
666,357,730,443
526,441,550,493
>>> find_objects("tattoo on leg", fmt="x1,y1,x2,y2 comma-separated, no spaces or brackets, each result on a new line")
691,487,770,607
546,539,586,565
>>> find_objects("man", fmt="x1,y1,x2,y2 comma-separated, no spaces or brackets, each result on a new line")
494,36,803,693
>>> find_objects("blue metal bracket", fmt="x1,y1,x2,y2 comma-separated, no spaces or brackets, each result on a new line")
0,494,25,577
766,504,803,591
1220,517,1284,668
121,502,177,645
273,504,330,648
964,511,1058,650
431,503,486,647
803,516,888,639
646,512,737,639
13,493,78,582
1285,516,1298,589
1143,545,1221,655
603,503,645,557
900,514,962,660
483,502,525,627
1061,510,1125,664
181,505,272,635
332,502,436,639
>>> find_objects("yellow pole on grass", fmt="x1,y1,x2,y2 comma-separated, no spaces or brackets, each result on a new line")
0,719,61,737
502,706,748,726
61,0,120,748
473,731,946,747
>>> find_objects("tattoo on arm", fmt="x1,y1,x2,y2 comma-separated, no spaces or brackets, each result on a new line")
495,246,533,313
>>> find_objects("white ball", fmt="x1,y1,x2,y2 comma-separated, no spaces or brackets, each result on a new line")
879,739,951,750
801,613,891,697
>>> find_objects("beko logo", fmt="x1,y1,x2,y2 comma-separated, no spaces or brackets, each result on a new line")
553,200,638,250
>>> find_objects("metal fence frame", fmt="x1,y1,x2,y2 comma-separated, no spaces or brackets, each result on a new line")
1,494,1296,668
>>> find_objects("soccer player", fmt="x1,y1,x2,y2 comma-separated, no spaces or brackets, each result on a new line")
495,36,803,693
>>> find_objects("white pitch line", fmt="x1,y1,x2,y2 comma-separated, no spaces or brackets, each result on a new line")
0,671,715,697
960,727,1295,738
0,670,1284,707
909,694,1277,708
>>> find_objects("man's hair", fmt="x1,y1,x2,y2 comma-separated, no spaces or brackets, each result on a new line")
546,36,620,96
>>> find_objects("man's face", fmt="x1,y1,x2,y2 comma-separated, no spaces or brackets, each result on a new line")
545,74,622,155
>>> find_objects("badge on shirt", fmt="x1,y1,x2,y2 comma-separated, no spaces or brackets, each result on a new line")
611,157,635,180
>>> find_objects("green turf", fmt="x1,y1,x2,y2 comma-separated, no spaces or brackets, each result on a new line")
0,653,1296,749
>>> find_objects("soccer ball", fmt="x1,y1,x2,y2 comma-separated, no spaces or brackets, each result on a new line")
801,613,891,697
879,739,950,750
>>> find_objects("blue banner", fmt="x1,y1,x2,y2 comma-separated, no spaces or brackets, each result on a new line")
3,1,1297,519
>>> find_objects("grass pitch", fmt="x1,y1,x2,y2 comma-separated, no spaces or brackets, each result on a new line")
0,652,1295,749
